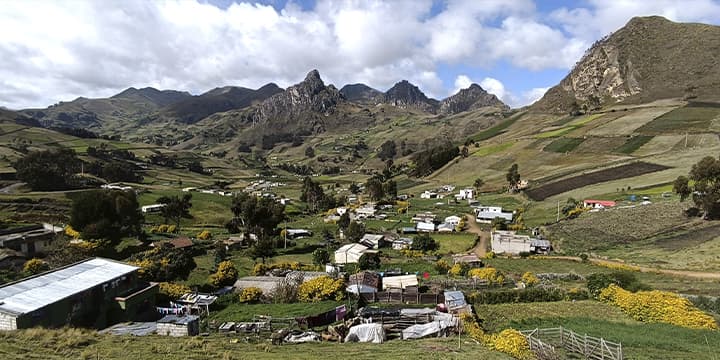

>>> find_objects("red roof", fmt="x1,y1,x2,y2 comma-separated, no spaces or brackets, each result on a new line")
583,200,616,207
167,237,194,248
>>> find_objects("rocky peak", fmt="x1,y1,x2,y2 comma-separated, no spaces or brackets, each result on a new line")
439,84,508,115
339,83,383,103
382,80,438,113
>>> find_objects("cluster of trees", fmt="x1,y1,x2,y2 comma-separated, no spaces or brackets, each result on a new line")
300,177,341,213
49,126,120,140
364,174,397,201
506,163,521,192
410,142,460,177
86,161,143,183
674,155,720,219
410,233,438,252
277,163,314,175
148,153,177,168
228,192,285,236
129,247,197,282
157,194,193,228
260,132,308,149
86,145,136,161
69,190,144,242
13,149,81,191
378,140,396,161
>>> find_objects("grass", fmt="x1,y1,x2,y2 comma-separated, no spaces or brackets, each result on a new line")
0,328,512,360
638,106,720,134
210,300,343,322
471,113,523,142
542,138,585,153
471,142,514,157
476,301,720,360
535,126,577,139
433,233,478,254
615,135,654,154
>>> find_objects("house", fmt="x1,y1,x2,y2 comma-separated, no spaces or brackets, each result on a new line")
456,188,474,200
0,258,158,330
359,234,385,249
474,206,513,223
491,230,551,255
583,200,616,209
334,243,371,264
411,212,437,223
347,196,358,204
441,185,456,192
420,191,440,199
141,204,166,214
399,227,418,235
391,237,413,250
444,216,463,226
437,223,455,232
452,254,483,267
382,274,418,290
157,315,200,336
347,271,380,294
0,223,63,257
416,222,436,232
286,229,313,239
355,205,377,219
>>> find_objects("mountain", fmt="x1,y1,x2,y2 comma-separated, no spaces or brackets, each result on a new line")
22,87,192,130
380,80,439,113
439,84,509,115
339,83,383,103
159,83,282,124
0,108,41,127
111,87,191,107
534,16,720,113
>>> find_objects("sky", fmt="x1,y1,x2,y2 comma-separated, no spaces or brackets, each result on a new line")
1,0,720,110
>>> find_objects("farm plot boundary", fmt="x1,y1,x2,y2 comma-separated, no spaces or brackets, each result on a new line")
525,162,670,201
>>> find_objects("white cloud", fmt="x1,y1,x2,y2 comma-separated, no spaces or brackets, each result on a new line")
480,77,508,102
453,75,473,94
521,87,550,106
0,0,718,109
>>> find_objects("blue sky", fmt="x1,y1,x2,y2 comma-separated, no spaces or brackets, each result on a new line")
1,0,719,109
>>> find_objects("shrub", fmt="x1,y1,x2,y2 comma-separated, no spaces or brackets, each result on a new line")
579,253,589,263
157,224,169,233
521,272,538,287
484,251,496,259
435,259,450,273
197,230,212,240
297,276,345,302
449,263,469,277
252,263,269,276
599,284,718,330
411,233,438,252
467,287,569,304
166,224,177,233
239,287,263,303
64,225,81,239
586,271,649,298
23,258,49,275
159,282,191,299
358,253,381,270
209,261,239,287
468,267,505,285
312,248,330,266
460,313,533,360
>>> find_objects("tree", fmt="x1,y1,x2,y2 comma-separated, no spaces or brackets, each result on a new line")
300,177,327,213
187,160,204,174
506,163,521,192
461,146,469,158
305,146,316,158
128,247,197,282
248,235,276,263
473,178,485,191
69,190,144,242
214,245,227,268
674,156,720,219
337,212,351,230
411,233,438,252
378,140,396,160
561,198,580,216
365,176,385,201
312,248,330,266
491,217,508,230
358,253,381,270
349,183,360,194
383,179,398,199
13,148,80,190
346,221,365,242
230,192,285,236
158,194,193,228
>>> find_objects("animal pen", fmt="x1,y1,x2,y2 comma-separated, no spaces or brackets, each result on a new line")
520,327,623,360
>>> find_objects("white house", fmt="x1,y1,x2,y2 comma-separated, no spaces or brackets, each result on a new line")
141,204,166,214
417,222,436,232
411,212,437,223
334,243,370,264
583,200,617,209
355,205,377,219
391,238,413,250
444,216,462,226
456,188,474,200
475,206,513,223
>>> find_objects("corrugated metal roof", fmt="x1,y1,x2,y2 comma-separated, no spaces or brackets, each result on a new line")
476,211,513,221
0,258,138,316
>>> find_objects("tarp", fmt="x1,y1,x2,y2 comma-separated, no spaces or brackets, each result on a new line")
345,323,385,343
401,313,458,340
347,284,377,294
285,331,321,343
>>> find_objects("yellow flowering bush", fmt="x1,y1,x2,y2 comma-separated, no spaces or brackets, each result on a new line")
128,259,154,278
521,272,538,287
400,249,425,258
449,263,467,277
157,224,169,233
599,284,718,330
297,276,345,302
239,287,263,303
197,230,212,240
595,260,641,272
435,259,450,273
159,282,191,299
252,263,269,275
468,267,505,285
484,251,496,259
460,313,533,360
166,224,177,233
64,225,80,239
209,260,239,287
23,258,49,274
252,261,316,275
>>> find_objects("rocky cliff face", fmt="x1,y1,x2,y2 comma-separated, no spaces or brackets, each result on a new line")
381,80,439,113
339,83,383,104
534,16,720,113
439,84,508,115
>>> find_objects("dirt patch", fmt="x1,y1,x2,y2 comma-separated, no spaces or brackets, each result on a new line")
653,224,720,250
525,162,670,201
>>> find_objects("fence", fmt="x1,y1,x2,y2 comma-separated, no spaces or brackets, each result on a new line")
358,291,445,304
521,327,623,360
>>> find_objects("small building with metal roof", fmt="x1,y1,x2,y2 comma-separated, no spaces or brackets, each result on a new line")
0,258,157,330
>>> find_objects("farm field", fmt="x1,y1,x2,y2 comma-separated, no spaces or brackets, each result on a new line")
637,104,720,134
476,301,720,360
614,135,654,154
525,162,670,200
586,107,675,136
542,137,584,153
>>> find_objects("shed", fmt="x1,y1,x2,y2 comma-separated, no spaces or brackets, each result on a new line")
417,222,435,232
382,274,418,290
359,234,385,249
391,237,413,250
437,223,454,232
157,315,200,336
444,216,462,226
334,243,369,264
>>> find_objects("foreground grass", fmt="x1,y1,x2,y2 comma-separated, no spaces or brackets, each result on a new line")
476,301,720,360
0,328,511,360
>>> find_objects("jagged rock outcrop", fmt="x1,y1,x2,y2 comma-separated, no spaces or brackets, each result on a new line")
339,83,383,104
534,16,720,113
439,84,509,115
381,80,439,113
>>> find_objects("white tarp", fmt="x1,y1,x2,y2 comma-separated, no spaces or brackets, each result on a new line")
382,274,418,290
345,323,385,343
285,331,321,343
402,313,458,340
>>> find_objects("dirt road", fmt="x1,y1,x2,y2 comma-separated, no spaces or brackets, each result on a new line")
464,214,488,257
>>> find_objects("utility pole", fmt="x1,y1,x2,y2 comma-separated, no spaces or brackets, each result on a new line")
284,220,287,249
557,200,560,222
